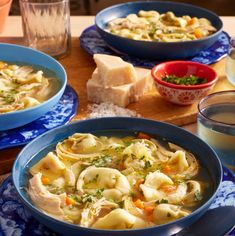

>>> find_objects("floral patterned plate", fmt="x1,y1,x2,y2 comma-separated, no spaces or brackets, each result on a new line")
80,25,230,68
0,85,78,150
0,167,234,236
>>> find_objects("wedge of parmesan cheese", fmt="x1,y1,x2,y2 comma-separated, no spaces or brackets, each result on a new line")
93,54,137,87
87,67,153,107
87,69,132,107
131,67,153,101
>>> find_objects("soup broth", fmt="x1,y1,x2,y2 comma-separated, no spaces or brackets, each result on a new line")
0,61,60,113
27,131,213,230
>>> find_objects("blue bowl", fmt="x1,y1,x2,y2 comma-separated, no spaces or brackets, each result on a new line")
0,43,67,131
12,117,222,236
95,1,223,60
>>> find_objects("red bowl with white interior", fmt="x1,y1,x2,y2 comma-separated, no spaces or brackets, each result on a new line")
151,61,218,105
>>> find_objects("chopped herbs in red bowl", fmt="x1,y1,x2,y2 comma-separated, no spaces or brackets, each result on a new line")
151,61,217,105
161,74,208,86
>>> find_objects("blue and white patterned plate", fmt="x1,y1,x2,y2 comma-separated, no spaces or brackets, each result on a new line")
0,167,234,236
80,25,230,68
0,85,78,150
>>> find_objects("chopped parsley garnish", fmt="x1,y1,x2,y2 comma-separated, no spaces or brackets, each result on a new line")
69,194,80,203
81,189,104,204
162,74,207,86
0,89,16,104
194,190,203,201
91,155,112,167
124,141,132,147
114,146,123,152
118,200,125,208
175,179,184,184
3,94,15,104
88,174,99,183
156,199,168,204
184,174,192,180
144,160,152,169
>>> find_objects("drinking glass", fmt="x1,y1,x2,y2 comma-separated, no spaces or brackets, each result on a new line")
20,0,71,58
226,37,235,86
197,91,235,172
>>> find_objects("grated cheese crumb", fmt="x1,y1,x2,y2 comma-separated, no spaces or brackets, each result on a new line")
87,102,141,118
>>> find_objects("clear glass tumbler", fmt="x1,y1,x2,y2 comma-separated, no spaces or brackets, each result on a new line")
20,0,71,58
197,91,235,172
226,37,235,86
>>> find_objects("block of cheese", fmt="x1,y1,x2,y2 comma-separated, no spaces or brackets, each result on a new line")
87,69,133,107
131,67,153,102
93,54,137,87
87,67,153,107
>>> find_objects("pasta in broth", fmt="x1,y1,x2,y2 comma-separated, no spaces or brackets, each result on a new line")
107,10,217,42
0,61,59,113
28,132,211,229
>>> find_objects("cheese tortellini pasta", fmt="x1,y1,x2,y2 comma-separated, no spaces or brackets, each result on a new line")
28,132,210,229
0,61,59,113
107,10,217,42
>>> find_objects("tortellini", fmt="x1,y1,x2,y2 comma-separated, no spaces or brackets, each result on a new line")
80,198,118,227
153,204,189,225
140,171,187,204
92,209,147,229
30,152,66,180
140,171,174,201
28,132,207,230
56,133,104,161
0,61,58,113
77,166,131,201
167,150,189,173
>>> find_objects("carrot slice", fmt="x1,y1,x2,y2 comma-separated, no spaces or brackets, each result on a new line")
41,176,50,185
137,132,152,140
144,205,155,214
194,28,203,38
133,199,144,209
187,17,198,25
162,165,173,174
66,197,76,206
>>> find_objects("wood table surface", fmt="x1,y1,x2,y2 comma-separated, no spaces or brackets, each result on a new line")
0,16,234,178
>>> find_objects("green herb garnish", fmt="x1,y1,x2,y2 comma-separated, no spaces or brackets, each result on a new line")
91,155,112,167
88,174,99,183
156,199,169,204
81,189,104,204
162,74,207,86
118,200,125,208
144,160,152,169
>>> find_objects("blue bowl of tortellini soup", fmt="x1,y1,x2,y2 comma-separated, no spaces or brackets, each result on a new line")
12,117,222,236
95,1,223,59
0,43,67,131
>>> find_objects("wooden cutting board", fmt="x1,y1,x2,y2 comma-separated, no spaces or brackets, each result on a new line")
0,37,234,174
60,38,234,126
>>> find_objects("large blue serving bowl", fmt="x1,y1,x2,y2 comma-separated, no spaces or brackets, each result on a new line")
0,43,67,131
95,1,223,60
12,117,222,236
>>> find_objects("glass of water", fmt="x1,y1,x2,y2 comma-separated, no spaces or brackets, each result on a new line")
20,0,71,58
197,91,235,172
226,37,235,86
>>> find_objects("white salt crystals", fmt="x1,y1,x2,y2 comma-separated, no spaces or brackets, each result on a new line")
87,102,140,118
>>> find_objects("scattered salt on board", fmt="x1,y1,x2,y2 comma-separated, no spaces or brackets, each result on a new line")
88,102,140,118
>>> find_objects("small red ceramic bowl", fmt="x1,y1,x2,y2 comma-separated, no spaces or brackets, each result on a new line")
151,61,218,105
